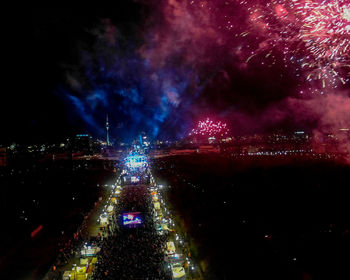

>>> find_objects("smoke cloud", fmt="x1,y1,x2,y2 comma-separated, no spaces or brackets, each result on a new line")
56,1,349,150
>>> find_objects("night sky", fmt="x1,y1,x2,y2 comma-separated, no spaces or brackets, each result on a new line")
4,5,144,144
2,2,350,144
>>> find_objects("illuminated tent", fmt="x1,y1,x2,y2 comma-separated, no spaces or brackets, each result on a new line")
162,224,170,231
62,271,71,280
166,241,176,254
76,266,86,273
154,202,160,210
172,266,186,278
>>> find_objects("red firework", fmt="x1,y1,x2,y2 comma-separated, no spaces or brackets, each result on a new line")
189,118,229,137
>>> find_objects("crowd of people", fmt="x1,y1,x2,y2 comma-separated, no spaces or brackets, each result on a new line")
91,178,173,280
43,206,98,280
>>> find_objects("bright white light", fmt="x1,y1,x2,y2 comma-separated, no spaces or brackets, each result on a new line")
344,7,350,21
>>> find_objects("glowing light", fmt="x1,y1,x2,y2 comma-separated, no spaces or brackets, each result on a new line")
30,224,43,238
124,152,148,169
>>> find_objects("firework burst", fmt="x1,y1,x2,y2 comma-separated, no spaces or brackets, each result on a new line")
239,0,350,93
297,0,350,90
189,118,229,137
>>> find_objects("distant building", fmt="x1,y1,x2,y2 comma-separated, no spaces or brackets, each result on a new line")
73,134,92,154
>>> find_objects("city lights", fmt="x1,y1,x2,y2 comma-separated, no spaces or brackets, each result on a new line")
3,4,350,280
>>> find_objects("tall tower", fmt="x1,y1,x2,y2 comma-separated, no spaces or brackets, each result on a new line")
106,114,110,146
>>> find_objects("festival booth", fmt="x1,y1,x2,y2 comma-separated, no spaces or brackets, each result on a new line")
166,253,184,264
156,209,163,218
166,241,176,254
107,204,114,213
171,265,186,279
73,266,88,280
62,266,88,280
62,271,71,280
99,214,108,226
162,223,170,231
81,244,100,257
151,190,158,196
154,202,161,210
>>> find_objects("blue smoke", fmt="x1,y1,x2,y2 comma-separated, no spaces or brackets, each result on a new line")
57,21,200,142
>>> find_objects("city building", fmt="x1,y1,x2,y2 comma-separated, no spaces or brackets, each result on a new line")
73,134,92,154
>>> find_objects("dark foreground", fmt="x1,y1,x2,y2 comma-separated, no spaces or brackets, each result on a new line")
1,154,349,280
0,159,115,279
153,154,350,280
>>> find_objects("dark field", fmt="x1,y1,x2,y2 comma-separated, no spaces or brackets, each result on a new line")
152,154,350,280
0,159,115,279
1,154,349,280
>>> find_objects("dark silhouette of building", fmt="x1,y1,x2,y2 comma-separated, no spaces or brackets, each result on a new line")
73,134,92,154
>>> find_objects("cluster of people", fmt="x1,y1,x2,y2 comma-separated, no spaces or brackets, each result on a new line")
43,209,95,280
54,212,91,266
92,183,172,280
